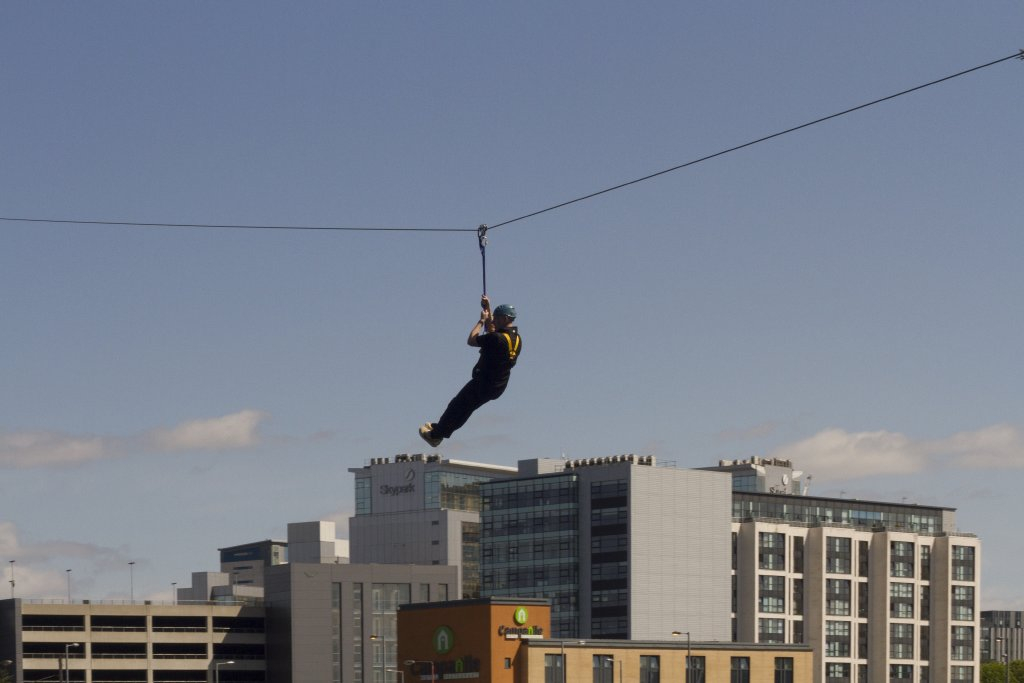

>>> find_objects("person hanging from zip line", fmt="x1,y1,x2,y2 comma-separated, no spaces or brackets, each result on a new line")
419,294,521,448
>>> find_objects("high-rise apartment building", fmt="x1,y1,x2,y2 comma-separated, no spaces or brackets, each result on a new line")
348,453,517,598
724,459,981,683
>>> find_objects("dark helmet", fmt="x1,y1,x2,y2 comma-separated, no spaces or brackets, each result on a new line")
493,304,517,320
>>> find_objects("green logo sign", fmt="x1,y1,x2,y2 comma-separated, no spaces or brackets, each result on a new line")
513,607,529,625
433,626,455,654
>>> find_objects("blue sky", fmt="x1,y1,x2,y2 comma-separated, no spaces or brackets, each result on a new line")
2,3,1022,609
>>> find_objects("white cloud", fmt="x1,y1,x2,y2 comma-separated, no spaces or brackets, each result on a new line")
146,410,267,452
770,423,1024,483
927,424,1024,469
0,410,268,469
0,431,111,468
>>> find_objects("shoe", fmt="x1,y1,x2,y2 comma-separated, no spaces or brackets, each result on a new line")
419,423,442,448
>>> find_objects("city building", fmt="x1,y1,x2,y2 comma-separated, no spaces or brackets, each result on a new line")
981,610,1023,663
217,539,288,588
0,598,266,683
479,455,733,641
727,459,981,683
397,596,814,683
349,453,518,599
262,558,456,683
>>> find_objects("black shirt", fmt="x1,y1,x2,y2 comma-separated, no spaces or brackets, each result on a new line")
472,327,522,390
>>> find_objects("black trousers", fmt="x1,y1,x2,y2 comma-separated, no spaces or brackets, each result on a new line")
432,378,506,439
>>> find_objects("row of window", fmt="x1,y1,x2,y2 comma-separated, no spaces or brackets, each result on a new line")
542,654,795,683
748,533,975,582
733,495,943,532
750,575,972,622
823,663,974,682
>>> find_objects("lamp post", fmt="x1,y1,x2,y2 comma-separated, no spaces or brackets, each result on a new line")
405,659,437,682
371,633,391,683
171,582,177,605
66,569,72,603
996,637,1010,683
671,631,691,683
215,660,235,683
8,560,13,599
128,561,135,603
63,642,79,683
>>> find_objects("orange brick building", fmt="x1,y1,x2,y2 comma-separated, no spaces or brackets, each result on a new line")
397,598,812,683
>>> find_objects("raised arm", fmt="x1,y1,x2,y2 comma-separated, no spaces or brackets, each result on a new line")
467,297,492,346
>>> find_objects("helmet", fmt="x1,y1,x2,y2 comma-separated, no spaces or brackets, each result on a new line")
493,304,517,320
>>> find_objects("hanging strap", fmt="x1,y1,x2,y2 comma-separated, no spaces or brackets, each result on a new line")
500,331,521,361
477,224,488,296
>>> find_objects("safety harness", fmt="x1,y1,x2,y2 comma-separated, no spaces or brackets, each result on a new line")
500,331,521,361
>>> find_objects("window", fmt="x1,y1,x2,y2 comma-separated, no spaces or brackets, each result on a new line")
890,541,915,578
890,623,914,660
759,618,785,643
545,654,564,683
730,657,750,683
774,657,794,683
890,664,913,681
640,656,660,683
890,583,914,619
685,655,705,683
952,545,975,581
826,537,852,574
593,655,614,683
826,620,851,657
355,477,372,515
826,579,851,616
825,662,850,683
951,585,974,621
759,532,786,570
919,545,931,581
950,666,973,681
759,574,786,613
951,625,973,660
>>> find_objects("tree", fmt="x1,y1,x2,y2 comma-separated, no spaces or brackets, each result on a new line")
983,661,1006,683
983,660,1024,683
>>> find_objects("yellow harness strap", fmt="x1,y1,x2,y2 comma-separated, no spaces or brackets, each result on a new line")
500,332,521,360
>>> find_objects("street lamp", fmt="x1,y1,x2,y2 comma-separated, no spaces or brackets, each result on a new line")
996,637,1010,683
215,660,235,683
671,631,691,683
171,582,177,605
559,640,586,683
405,659,437,682
63,642,80,683
128,561,135,603
371,634,392,683
66,569,72,603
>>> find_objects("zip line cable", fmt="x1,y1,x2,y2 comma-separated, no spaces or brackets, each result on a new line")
485,49,1024,232
1,50,1020,237
0,216,473,232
